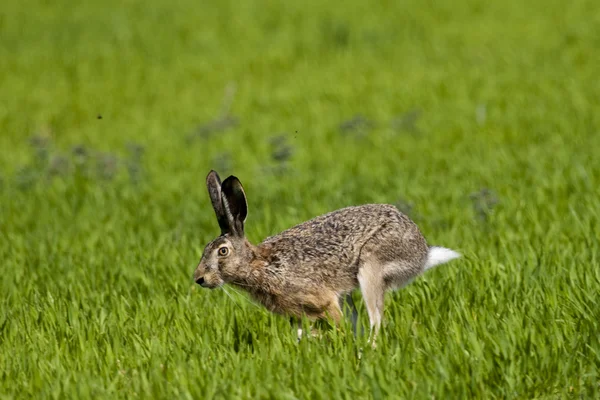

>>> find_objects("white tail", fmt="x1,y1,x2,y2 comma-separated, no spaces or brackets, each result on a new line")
425,246,461,270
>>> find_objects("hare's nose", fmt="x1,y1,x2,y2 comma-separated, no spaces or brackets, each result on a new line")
195,277,205,286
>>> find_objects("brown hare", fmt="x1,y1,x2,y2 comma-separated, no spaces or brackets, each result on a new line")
193,170,461,344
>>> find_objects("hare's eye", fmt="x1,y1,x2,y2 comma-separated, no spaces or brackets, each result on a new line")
218,247,230,257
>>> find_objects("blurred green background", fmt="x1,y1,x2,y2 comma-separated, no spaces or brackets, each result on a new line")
1,0,599,398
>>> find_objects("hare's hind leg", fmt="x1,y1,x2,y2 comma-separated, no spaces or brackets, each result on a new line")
357,259,385,347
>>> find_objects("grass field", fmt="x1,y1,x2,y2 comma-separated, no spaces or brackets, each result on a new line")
1,0,600,398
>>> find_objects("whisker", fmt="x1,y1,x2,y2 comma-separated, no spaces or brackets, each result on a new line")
225,284,263,309
221,287,245,311
229,280,259,289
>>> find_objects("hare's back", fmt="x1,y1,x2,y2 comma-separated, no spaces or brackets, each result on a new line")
260,204,421,272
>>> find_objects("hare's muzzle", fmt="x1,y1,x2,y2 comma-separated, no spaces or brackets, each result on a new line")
195,277,205,286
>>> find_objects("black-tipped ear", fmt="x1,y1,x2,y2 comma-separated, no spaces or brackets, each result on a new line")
220,175,248,237
206,170,230,235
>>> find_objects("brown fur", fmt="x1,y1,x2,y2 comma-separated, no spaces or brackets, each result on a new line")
193,170,458,342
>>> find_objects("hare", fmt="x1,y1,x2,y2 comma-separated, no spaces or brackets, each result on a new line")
193,170,461,344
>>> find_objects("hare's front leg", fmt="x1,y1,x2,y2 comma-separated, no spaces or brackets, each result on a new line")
340,292,360,336
290,317,304,342
290,317,330,341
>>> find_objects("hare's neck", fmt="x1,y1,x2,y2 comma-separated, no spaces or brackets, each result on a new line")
228,245,281,303
231,265,272,294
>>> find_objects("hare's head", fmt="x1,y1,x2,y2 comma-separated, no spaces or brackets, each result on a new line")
193,170,252,289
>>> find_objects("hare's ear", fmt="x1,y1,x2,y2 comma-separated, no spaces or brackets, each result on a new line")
220,175,248,237
206,170,230,235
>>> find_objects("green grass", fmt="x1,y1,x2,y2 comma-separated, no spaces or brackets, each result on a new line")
1,0,599,398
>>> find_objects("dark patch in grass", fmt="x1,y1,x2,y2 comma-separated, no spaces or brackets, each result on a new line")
29,134,51,165
187,115,239,142
394,198,421,221
97,153,119,181
187,83,239,142
269,134,294,163
12,135,147,191
390,109,421,134
260,134,295,176
14,134,53,189
212,151,233,175
339,114,376,138
48,155,70,177
72,144,89,164
470,188,499,222
14,165,38,190
321,17,351,49
125,143,145,184
72,144,92,178
260,164,297,178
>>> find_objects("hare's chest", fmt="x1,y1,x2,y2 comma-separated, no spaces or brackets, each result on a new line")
248,289,287,314
248,288,325,318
